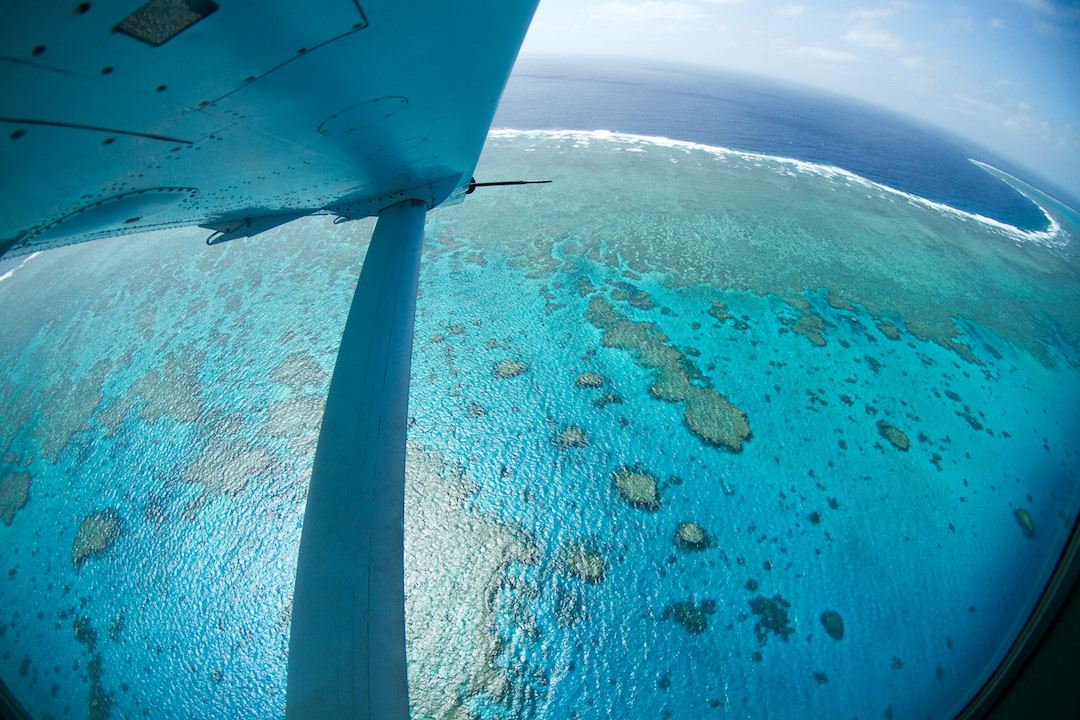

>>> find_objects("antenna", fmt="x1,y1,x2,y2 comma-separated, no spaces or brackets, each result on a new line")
466,177,552,194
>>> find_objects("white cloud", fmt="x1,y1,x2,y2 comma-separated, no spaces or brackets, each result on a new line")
950,16,973,32
899,55,935,70
989,17,1007,29
584,1,704,23
795,45,859,62
1015,0,1059,16
1015,0,1080,36
843,25,905,51
773,4,805,16
849,7,901,20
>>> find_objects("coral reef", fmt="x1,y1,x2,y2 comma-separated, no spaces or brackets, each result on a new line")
820,610,845,640
562,543,607,584
265,394,324,436
493,359,529,379
663,600,716,634
684,388,751,452
182,442,272,498
552,425,588,449
592,392,622,409
0,471,30,525
72,508,124,570
586,296,750,452
876,420,910,451
613,466,660,511
749,594,794,645
608,280,654,310
790,307,826,347
36,363,109,463
269,352,327,388
674,522,709,550
1013,508,1037,538
707,301,734,323
826,293,853,311
129,347,204,424
877,321,901,340
575,371,606,388
555,586,588,627
403,446,538,719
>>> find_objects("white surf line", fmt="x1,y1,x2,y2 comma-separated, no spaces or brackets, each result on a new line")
488,128,1069,248
0,251,40,283
969,159,1076,245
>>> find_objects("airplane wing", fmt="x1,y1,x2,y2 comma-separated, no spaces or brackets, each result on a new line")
1,2,541,719
0,0,538,255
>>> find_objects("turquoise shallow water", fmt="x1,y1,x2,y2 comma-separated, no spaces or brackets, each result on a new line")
1,131,1079,720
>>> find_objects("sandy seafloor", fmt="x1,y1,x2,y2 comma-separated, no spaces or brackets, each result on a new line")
1,130,1079,720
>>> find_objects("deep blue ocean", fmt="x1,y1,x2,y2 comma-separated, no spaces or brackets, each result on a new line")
493,58,1067,233
1,60,1079,720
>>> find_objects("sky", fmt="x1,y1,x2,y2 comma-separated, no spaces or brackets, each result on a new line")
518,0,1080,201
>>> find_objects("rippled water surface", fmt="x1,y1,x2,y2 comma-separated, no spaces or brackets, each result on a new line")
1,127,1079,720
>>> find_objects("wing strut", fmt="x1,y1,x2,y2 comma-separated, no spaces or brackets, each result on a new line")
287,198,427,720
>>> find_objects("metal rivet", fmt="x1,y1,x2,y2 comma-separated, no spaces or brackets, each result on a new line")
10,129,26,140
102,137,115,145
74,3,90,14
32,45,45,56
156,84,167,92
101,66,113,75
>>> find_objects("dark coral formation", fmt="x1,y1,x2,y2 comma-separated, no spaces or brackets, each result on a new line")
1013,508,1037,538
826,292,854,311
749,594,794,645
0,471,30,525
707,301,734,323
575,371,606,388
493,359,529,379
555,586,588,627
876,420,910,451
820,610,845,640
877,321,901,340
552,425,588,449
608,280,654,310
674,522,709,550
72,508,124,570
684,391,752,452
74,616,98,653
613,466,660,511
592,392,622,409
562,543,607,584
790,307,826,347
663,600,716,635
587,296,749,452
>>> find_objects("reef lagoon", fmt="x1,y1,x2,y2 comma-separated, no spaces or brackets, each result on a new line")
2,123,1080,720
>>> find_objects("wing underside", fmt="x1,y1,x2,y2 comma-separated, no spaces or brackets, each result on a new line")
0,0,538,256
